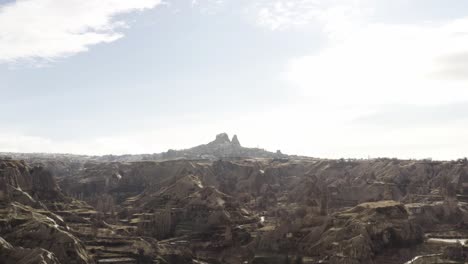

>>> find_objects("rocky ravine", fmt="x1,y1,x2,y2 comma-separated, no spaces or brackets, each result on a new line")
2,135,468,263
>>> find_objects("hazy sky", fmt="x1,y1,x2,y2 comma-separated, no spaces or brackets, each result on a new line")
1,0,468,160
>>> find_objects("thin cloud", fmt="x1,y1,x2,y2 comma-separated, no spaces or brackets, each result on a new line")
285,18,468,106
191,0,225,14
252,0,371,31
0,0,162,64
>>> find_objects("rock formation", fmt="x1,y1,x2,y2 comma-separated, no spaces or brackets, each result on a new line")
3,137,468,263
160,133,283,160
1,133,288,162
308,201,423,263
0,236,60,264
231,135,241,146
0,159,94,264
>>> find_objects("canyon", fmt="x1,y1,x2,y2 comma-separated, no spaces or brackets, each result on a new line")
1,133,468,264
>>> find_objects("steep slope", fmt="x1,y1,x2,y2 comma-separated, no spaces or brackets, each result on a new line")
0,159,94,264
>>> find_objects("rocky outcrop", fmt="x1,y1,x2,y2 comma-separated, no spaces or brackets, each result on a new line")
308,201,423,264
33,157,468,210
131,173,256,240
0,160,33,202
1,203,93,264
161,133,287,160
214,133,231,144
5,151,468,263
30,166,66,202
0,236,60,264
231,135,241,147
2,133,287,162
60,160,211,209
0,159,95,264
0,160,66,204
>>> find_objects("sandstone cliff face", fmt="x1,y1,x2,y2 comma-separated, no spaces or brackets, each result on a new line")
129,173,256,241
2,203,93,264
308,201,423,263
30,166,65,201
58,158,468,230
0,236,60,264
0,160,66,204
0,160,33,200
4,152,468,264
0,159,94,264
60,160,211,208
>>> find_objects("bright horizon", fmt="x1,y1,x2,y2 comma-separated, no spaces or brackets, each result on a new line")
2,0,468,160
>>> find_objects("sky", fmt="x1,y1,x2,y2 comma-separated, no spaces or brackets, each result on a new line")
1,0,468,160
